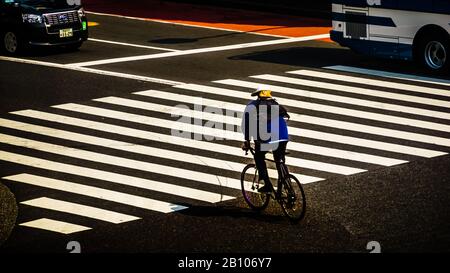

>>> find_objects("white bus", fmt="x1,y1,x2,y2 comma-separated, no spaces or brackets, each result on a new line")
330,0,450,73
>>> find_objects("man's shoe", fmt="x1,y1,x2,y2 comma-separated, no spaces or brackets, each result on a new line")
257,184,273,193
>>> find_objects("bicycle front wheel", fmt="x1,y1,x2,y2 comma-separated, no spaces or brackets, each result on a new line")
280,174,306,222
241,164,270,211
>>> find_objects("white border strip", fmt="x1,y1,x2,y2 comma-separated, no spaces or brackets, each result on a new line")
0,56,185,86
67,34,330,67
88,38,180,52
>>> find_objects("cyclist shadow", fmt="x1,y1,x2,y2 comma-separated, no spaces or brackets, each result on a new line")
177,203,287,223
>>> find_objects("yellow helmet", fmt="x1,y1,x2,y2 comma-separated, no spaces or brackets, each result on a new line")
251,85,272,98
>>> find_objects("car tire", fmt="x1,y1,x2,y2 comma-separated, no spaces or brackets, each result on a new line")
2,31,22,55
416,31,450,73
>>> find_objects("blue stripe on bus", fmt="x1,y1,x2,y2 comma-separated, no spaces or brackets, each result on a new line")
332,0,398,9
332,0,450,16
330,30,413,61
332,12,396,27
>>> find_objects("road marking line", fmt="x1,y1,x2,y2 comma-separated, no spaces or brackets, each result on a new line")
4,173,186,213
174,84,447,157
137,90,407,166
251,74,450,121
88,38,180,52
67,34,330,67
86,11,298,39
19,218,91,234
10,110,323,184
288,70,450,98
249,74,450,109
21,197,140,224
0,56,185,86
324,65,450,86
216,79,450,134
0,132,237,201
56,101,365,176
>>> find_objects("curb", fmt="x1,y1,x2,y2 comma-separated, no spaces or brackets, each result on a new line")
0,182,18,246
166,0,331,18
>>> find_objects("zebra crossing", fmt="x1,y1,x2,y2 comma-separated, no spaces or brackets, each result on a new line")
1,66,449,234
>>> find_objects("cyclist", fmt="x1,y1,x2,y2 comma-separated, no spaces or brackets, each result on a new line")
241,85,290,193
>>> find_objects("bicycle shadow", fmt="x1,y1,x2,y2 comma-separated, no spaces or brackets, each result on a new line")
177,203,288,224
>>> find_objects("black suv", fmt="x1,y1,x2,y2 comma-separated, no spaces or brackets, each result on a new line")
1,0,88,54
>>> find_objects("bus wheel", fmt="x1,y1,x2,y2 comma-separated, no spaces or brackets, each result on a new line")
417,32,449,73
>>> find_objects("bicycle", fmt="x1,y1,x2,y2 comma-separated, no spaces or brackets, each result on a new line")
240,145,306,222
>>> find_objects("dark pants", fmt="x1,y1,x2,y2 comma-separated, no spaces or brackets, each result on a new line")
254,141,287,185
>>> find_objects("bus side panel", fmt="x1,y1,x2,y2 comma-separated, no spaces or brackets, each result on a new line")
370,8,450,41
331,4,406,60
330,30,408,60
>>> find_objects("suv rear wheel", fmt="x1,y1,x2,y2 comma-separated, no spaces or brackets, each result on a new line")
2,31,21,55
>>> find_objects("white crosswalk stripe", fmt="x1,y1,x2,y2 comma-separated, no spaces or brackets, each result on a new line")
51,103,359,175
1,66,450,235
19,218,91,234
91,97,366,175
324,65,450,87
287,70,450,96
0,133,237,202
251,74,450,120
249,74,450,108
174,84,447,156
136,89,438,161
136,90,407,168
21,197,140,224
3,172,187,213
7,111,322,184
215,80,450,133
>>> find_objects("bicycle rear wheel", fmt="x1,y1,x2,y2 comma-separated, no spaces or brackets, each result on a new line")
241,164,270,211
279,174,306,222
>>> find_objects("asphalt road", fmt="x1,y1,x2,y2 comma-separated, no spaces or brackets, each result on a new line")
0,3,450,259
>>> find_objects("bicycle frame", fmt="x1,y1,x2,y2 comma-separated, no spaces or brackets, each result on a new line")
242,144,306,222
246,146,291,200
